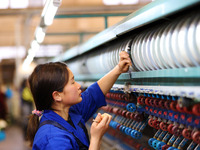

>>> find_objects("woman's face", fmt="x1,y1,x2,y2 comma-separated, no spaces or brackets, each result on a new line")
60,68,82,106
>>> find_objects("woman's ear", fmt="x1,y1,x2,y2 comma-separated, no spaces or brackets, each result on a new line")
52,91,62,102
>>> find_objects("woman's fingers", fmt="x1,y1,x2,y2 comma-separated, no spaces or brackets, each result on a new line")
119,51,132,65
98,113,112,127
120,51,130,61
92,113,102,126
118,59,132,72
98,115,109,126
90,113,112,141
92,113,112,130
106,115,112,126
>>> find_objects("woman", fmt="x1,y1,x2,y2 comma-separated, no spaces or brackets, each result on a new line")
27,51,131,150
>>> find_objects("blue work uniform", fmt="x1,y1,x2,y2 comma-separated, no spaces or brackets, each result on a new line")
32,82,106,150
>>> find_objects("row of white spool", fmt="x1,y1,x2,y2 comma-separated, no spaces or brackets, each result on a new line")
68,13,200,75
132,13,200,71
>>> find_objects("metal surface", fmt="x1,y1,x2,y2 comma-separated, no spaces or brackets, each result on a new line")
55,13,130,18
54,0,200,95
113,0,200,36
74,72,131,81
54,0,200,61
131,67,200,78
74,67,200,81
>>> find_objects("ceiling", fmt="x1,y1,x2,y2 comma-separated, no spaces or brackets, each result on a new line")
0,0,151,85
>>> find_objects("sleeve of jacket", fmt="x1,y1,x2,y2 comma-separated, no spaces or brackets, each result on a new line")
72,82,106,122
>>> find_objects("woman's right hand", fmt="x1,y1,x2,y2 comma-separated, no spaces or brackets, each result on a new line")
89,113,112,150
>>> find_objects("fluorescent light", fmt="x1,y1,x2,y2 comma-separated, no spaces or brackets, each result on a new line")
28,48,36,58
120,0,139,5
41,0,62,26
35,27,46,43
22,41,39,69
22,55,34,70
10,0,28,9
0,46,25,61
29,0,45,7
41,0,51,17
20,61,36,77
23,40,40,64
35,45,63,57
102,0,120,5
103,0,139,5
43,0,46,5
22,0,62,67
0,0,9,9
44,1,58,26
31,40,40,51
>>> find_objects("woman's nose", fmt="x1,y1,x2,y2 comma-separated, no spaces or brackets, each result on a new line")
77,82,81,89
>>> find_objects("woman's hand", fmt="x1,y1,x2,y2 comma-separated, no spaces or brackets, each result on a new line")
89,113,112,150
90,113,112,140
97,51,132,95
117,51,132,74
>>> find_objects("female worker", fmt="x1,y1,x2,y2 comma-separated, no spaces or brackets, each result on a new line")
27,51,131,150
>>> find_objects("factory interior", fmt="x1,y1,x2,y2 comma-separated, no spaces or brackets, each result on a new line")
0,0,200,150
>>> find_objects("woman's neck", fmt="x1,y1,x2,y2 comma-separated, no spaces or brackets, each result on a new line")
53,106,70,121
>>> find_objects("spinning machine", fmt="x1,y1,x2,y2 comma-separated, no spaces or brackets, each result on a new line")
53,0,200,149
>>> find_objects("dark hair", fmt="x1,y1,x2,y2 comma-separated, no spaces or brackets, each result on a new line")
27,62,69,146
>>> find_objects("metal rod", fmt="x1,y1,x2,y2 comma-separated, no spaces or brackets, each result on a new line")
104,16,108,29
46,32,99,36
55,13,129,18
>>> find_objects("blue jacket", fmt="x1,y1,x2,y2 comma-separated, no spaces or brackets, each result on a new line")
32,82,106,150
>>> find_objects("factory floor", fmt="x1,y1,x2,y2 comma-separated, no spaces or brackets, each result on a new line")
0,124,31,150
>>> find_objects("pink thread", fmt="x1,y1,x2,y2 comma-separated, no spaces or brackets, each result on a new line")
32,109,43,117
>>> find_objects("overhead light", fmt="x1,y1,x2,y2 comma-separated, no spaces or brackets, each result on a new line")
22,55,34,70
35,26,46,43
102,0,120,5
22,40,40,70
121,0,139,5
36,45,63,57
31,40,40,51
23,40,40,68
103,0,139,5
20,61,36,77
0,46,25,61
10,0,29,9
29,0,46,7
0,0,9,9
41,0,62,26
22,0,62,68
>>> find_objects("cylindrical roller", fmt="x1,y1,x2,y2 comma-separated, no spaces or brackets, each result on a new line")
182,128,192,139
192,130,200,144
192,103,200,116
